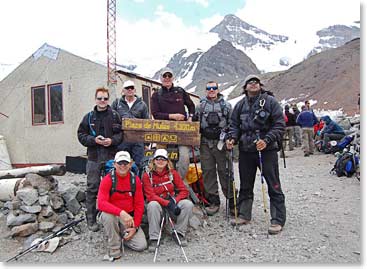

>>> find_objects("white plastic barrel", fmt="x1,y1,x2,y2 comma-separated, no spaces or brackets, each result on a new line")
0,135,12,170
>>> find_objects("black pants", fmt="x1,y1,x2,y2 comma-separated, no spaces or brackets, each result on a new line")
86,160,103,224
237,150,286,226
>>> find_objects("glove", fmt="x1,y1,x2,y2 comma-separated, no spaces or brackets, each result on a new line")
167,197,181,216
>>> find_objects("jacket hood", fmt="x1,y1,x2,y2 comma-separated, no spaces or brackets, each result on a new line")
321,115,331,124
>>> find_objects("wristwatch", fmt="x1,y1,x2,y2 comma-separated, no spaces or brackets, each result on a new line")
134,226,139,232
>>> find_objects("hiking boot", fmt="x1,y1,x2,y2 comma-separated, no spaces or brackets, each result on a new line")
88,222,100,232
309,152,314,155
304,152,310,157
230,217,250,226
148,239,158,252
172,233,187,247
268,224,283,235
206,204,219,216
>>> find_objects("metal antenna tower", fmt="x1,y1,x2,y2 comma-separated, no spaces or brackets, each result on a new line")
107,0,117,87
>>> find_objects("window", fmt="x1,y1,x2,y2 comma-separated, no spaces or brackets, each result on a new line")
31,83,63,125
48,83,63,123
32,86,46,125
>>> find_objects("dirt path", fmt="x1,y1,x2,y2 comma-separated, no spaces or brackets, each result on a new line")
0,148,361,265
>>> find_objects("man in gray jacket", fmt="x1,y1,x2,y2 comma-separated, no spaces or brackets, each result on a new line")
112,80,149,171
194,81,233,216
226,75,286,235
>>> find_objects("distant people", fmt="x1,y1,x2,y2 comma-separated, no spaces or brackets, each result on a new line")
291,103,302,147
226,74,286,235
305,100,312,111
194,81,233,216
97,151,147,259
150,67,195,180
283,105,296,151
112,80,150,171
142,149,193,252
296,105,318,157
77,87,122,231
320,115,345,147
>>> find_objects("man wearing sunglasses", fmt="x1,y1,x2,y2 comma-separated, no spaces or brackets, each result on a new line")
97,151,147,259
194,81,233,216
226,74,286,235
151,67,195,180
112,80,149,171
78,87,122,232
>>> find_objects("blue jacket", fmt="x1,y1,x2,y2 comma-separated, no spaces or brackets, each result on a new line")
296,110,318,128
320,115,345,135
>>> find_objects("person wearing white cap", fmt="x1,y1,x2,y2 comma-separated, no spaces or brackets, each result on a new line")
226,74,286,235
142,149,193,252
150,67,195,180
97,151,147,259
112,80,149,171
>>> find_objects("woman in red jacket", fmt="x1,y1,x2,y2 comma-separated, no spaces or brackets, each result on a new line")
97,151,147,260
142,149,193,252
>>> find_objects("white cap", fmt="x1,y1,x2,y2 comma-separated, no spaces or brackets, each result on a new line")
160,67,174,77
114,151,131,162
123,80,135,89
153,149,168,159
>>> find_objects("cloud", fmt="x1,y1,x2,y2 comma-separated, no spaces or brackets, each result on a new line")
235,0,360,37
184,0,209,8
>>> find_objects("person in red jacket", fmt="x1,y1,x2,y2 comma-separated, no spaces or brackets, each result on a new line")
97,151,147,259
142,149,194,252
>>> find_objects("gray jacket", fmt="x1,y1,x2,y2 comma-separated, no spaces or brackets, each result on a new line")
111,95,149,119
229,91,285,152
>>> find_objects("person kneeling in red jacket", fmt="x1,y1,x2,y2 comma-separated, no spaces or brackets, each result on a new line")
97,151,147,259
142,149,193,252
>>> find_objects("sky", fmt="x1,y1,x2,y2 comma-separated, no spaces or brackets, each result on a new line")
0,0,361,80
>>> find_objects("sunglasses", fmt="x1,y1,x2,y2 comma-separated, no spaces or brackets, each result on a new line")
162,73,173,78
154,157,168,161
116,160,129,166
96,97,109,101
247,80,259,85
124,86,135,90
206,86,218,91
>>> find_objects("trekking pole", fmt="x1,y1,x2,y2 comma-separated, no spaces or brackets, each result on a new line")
225,150,230,222
153,214,165,263
229,149,238,225
163,209,189,263
7,218,84,262
255,131,270,238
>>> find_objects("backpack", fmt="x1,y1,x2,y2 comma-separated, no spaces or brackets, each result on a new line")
110,168,136,196
331,152,358,177
88,110,120,137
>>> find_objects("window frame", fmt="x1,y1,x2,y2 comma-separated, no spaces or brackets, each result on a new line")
47,83,64,124
31,85,47,126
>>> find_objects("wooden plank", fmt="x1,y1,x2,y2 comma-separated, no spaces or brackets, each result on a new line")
122,119,200,146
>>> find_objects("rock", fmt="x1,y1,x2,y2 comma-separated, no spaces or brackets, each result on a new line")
3,200,20,210
65,198,81,215
49,193,64,211
39,205,54,218
16,187,39,206
20,205,42,214
24,173,56,195
10,222,39,237
39,195,50,206
6,212,37,227
39,221,55,232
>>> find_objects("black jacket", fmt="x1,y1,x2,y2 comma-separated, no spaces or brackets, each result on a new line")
229,91,285,152
111,95,149,119
77,106,122,162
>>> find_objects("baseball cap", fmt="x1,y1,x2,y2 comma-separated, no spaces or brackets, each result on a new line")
123,80,135,89
243,74,264,88
114,151,131,163
153,149,168,159
160,67,174,77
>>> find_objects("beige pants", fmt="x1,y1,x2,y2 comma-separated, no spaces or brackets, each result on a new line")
301,128,315,154
147,199,193,240
98,212,147,258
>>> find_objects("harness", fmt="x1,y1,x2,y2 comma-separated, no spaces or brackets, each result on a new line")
199,98,229,123
110,168,136,197
87,110,120,137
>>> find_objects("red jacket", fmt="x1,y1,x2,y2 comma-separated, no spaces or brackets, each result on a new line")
97,172,144,227
142,169,189,207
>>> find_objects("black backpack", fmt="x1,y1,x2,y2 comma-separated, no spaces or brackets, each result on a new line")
331,152,357,177
110,168,136,196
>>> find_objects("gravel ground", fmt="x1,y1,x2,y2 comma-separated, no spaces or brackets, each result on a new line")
0,147,361,265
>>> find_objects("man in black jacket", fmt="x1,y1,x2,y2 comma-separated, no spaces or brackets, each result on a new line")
226,75,286,235
283,104,297,151
112,80,149,170
77,87,122,231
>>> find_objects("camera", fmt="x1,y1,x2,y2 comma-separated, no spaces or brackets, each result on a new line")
253,108,269,125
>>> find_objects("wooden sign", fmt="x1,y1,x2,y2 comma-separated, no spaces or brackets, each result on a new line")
122,118,200,146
